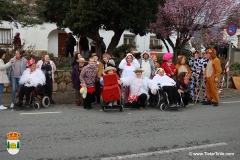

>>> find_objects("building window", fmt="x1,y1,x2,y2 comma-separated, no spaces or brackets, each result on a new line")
0,29,12,45
124,35,136,48
150,36,162,49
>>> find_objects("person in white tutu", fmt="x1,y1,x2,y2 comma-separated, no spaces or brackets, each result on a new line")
16,58,46,107
119,68,157,110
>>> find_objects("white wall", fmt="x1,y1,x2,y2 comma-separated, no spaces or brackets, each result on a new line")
0,21,176,55
98,29,175,54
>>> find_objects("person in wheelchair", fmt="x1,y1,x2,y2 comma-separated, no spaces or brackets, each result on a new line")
176,72,190,108
152,68,178,107
16,58,46,107
100,66,120,106
119,68,157,110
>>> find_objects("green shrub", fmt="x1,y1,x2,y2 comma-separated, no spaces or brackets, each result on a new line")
113,44,131,58
230,62,240,71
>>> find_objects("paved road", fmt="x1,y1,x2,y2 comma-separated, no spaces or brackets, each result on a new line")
0,97,239,160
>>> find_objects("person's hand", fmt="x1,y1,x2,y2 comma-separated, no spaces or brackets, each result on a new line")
198,67,201,70
171,72,174,75
152,89,157,95
215,77,219,82
178,89,184,93
118,80,122,85
10,59,15,63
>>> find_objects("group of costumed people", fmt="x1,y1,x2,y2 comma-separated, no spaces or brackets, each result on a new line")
70,48,221,111
0,47,221,111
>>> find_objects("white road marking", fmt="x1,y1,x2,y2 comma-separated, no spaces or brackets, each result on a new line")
101,142,228,160
221,101,240,104
19,111,62,115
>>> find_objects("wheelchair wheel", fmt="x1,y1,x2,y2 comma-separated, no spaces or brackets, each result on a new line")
119,105,124,112
33,103,40,110
160,103,166,111
102,106,106,112
42,96,50,108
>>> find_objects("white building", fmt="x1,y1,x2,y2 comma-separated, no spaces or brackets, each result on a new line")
0,21,176,57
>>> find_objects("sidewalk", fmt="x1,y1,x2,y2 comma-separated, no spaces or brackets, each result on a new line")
1,88,240,106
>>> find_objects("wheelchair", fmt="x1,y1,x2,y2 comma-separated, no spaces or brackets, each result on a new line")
152,83,184,111
15,85,50,110
100,85,125,112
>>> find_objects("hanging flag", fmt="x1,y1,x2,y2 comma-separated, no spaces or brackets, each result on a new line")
225,61,229,75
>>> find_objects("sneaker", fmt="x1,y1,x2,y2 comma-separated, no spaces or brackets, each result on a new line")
108,103,112,106
139,107,144,110
0,105,8,110
113,101,117,106
212,102,218,107
10,103,14,109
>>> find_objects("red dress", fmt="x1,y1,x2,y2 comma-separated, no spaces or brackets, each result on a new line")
161,62,176,78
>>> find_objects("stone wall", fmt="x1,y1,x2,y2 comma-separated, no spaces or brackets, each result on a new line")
3,70,240,93
3,70,74,93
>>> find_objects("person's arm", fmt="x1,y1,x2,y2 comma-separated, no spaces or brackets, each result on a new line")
119,77,131,86
51,61,56,72
35,69,46,86
98,62,103,76
186,65,192,78
150,60,155,77
132,59,140,68
79,67,86,86
100,77,104,85
183,85,190,93
108,59,115,66
0,60,12,70
213,58,222,79
118,59,126,69
147,78,158,94
188,57,194,67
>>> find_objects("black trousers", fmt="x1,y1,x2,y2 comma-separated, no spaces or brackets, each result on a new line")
18,86,35,103
65,47,74,57
45,77,53,99
83,92,95,108
178,93,190,105
162,86,178,104
131,93,147,108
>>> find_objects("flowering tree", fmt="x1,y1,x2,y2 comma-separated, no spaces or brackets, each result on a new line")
150,0,240,62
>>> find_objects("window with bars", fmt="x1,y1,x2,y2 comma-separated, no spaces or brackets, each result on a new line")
0,29,12,45
150,36,162,49
124,35,136,48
